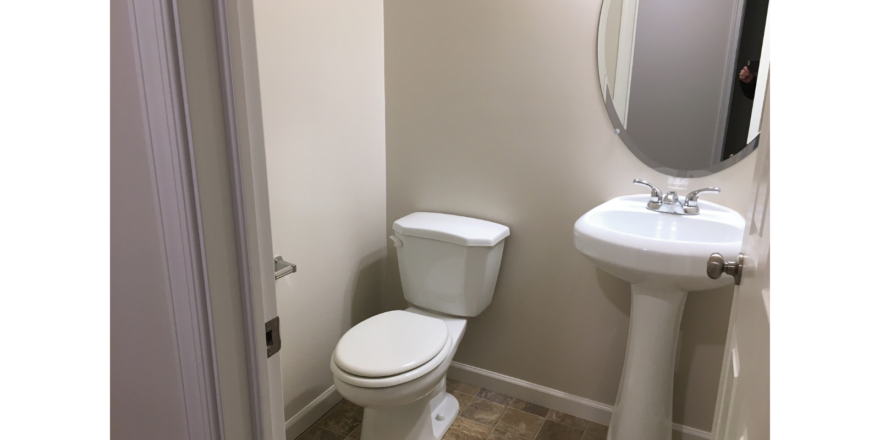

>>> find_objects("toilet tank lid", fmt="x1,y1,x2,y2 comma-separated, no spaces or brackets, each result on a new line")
392,212,510,247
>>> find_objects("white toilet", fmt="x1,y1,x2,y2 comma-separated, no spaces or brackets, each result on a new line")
330,212,509,440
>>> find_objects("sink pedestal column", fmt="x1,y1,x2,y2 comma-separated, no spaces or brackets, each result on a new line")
608,285,688,440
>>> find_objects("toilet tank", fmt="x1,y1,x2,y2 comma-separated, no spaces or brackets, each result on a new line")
391,213,510,317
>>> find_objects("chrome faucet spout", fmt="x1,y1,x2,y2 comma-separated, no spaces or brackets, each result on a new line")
662,191,680,206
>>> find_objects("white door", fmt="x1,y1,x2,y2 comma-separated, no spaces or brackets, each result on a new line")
158,0,288,438
214,0,288,439
710,90,770,440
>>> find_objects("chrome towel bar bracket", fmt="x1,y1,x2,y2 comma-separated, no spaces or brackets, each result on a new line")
274,256,296,280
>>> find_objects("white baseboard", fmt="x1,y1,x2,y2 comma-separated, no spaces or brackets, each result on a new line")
448,362,711,440
448,361,614,425
284,385,343,440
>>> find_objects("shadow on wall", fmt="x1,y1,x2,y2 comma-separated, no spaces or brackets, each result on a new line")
674,284,734,425
381,244,408,313
346,249,387,330
597,269,631,315
596,269,632,391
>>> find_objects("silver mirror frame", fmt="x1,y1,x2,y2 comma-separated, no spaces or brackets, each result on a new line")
595,0,763,178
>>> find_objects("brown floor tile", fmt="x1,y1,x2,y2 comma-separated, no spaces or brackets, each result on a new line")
301,385,602,440
448,379,481,396
547,410,587,430
494,408,544,439
583,421,608,437
443,417,494,440
345,424,361,440
340,399,360,408
447,379,463,391
475,388,515,406
297,426,348,440
509,399,550,418
535,420,583,440
487,430,531,440
451,390,475,409
315,404,364,435
447,381,460,394
460,398,507,426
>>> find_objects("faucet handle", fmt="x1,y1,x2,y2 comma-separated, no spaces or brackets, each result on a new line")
633,179,663,209
683,187,720,214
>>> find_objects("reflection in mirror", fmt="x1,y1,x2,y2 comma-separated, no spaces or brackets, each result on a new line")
598,0,770,177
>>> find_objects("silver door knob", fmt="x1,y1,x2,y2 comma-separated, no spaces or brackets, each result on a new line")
707,252,744,285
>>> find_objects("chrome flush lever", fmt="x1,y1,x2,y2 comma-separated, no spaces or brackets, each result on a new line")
633,179,662,210
683,187,720,215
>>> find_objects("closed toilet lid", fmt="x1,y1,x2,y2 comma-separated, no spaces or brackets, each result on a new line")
334,310,449,378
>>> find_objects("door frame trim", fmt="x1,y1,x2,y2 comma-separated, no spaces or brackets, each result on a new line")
126,0,225,438
128,0,283,438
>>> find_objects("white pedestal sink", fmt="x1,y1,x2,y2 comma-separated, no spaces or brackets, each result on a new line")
574,194,744,440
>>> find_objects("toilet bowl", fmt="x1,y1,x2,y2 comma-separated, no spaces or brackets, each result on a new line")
330,212,509,440
332,308,466,440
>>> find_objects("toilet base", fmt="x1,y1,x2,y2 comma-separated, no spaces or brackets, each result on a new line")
360,379,460,440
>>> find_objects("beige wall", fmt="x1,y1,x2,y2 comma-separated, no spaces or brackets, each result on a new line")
383,0,757,431
253,0,387,424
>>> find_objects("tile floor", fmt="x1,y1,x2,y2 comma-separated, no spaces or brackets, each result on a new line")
296,379,609,440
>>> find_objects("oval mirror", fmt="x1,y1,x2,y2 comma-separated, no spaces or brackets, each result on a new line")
598,0,770,177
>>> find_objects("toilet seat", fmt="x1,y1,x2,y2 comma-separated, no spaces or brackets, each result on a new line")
331,335,451,388
331,311,453,388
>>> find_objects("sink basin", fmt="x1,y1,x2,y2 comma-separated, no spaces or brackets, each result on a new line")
574,194,744,440
574,194,745,292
